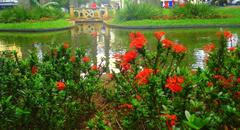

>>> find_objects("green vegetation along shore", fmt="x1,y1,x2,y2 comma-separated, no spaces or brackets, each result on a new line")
0,19,73,30
108,7,240,27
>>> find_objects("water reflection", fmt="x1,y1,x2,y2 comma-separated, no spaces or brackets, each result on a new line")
192,49,206,69
192,33,239,69
0,23,240,71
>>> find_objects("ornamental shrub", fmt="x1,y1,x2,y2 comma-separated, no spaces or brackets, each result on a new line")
0,43,104,129
172,3,219,19
0,6,64,23
91,31,240,129
116,3,162,21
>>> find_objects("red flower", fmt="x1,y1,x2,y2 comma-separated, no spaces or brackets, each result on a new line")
63,42,69,49
234,91,240,99
237,77,240,83
107,73,113,79
228,47,236,51
56,81,65,91
207,82,213,87
119,103,133,110
123,50,138,63
130,37,147,49
135,94,142,101
135,68,153,85
31,66,38,75
129,32,147,49
162,114,177,130
216,31,232,39
113,53,123,62
224,31,232,39
120,62,131,71
91,65,98,71
82,56,91,63
172,43,187,53
165,76,184,93
162,39,173,49
70,56,76,63
203,43,215,53
154,31,166,41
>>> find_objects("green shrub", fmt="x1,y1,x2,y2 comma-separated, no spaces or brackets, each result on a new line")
0,6,29,23
0,43,104,129
0,6,64,23
172,3,219,19
116,3,162,21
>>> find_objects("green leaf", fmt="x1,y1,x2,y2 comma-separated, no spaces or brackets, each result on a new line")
185,110,191,121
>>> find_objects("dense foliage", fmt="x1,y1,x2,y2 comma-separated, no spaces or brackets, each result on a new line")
0,6,64,23
0,43,104,129
89,31,240,129
172,3,220,19
0,31,239,129
116,3,162,21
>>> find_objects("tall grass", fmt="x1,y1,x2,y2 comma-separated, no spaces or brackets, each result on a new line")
116,3,162,21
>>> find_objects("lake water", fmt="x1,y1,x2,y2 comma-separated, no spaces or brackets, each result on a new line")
0,22,239,71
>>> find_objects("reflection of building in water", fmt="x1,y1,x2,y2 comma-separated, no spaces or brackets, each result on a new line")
33,43,43,61
192,49,206,70
0,40,22,58
71,22,122,72
192,33,239,70
227,33,239,48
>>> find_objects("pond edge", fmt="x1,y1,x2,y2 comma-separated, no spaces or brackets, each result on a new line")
103,21,240,29
0,25,76,33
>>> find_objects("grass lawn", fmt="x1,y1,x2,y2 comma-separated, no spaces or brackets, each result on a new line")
108,7,240,26
0,19,73,30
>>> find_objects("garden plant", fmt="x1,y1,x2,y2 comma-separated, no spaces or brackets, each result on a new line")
0,31,239,129
0,43,105,129
88,31,240,130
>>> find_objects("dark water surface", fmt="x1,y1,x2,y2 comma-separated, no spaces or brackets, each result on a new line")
0,22,239,70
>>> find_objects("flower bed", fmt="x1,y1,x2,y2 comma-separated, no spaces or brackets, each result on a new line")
1,31,239,129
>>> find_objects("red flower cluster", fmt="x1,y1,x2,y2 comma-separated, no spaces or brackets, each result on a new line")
207,82,214,87
70,56,76,63
118,103,133,110
135,94,142,101
91,65,98,71
234,91,240,99
120,62,131,71
237,77,240,83
203,43,216,53
228,47,236,52
135,68,153,85
162,114,177,130
162,39,173,49
224,31,233,39
129,32,147,49
31,66,38,75
172,43,187,54
216,31,233,39
82,56,90,63
107,73,113,79
213,74,234,88
165,76,184,93
56,81,65,91
63,43,69,49
154,31,166,41
123,50,138,63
